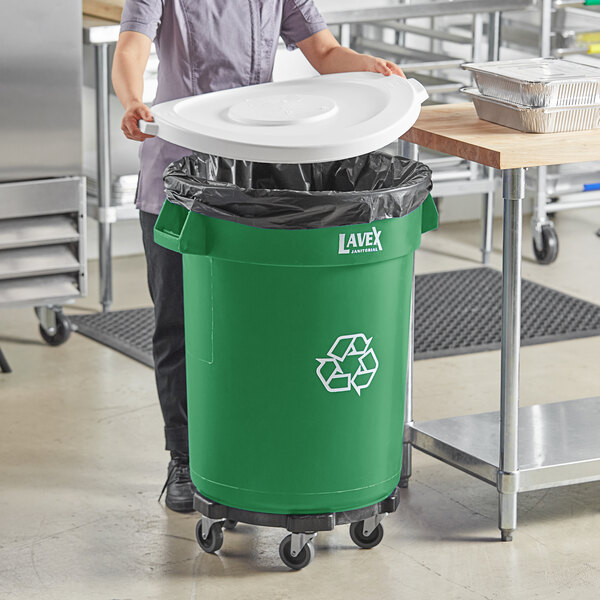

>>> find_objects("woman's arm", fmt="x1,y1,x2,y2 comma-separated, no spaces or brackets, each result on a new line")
298,29,405,77
112,31,155,141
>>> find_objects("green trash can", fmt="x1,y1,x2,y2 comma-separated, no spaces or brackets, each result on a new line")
156,162,436,514
144,72,436,569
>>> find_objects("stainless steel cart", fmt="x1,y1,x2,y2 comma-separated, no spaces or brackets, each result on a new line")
501,0,600,264
0,1,87,365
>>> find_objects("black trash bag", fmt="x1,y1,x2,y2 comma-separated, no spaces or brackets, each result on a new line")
163,151,432,230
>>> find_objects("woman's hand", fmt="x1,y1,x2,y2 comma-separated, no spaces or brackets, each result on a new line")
112,31,154,141
363,55,406,78
298,29,406,78
121,101,155,142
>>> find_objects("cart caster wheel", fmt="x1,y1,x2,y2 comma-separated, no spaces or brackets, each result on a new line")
349,520,384,549
38,311,71,346
533,225,559,265
279,535,315,570
195,520,224,554
223,519,238,530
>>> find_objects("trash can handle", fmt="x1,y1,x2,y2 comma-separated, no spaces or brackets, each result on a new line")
138,120,159,136
154,201,188,253
154,201,208,255
407,78,429,104
421,194,438,234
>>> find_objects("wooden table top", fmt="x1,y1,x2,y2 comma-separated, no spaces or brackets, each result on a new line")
400,103,600,170
83,0,123,22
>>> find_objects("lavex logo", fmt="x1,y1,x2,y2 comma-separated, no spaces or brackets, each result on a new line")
338,227,382,255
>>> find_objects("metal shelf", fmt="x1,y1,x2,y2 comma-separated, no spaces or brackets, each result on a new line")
370,20,473,45
0,246,80,281
0,176,86,307
355,37,464,70
411,397,600,493
0,216,79,251
0,275,80,308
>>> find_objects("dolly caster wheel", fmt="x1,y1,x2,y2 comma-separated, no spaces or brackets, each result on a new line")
350,520,384,549
36,308,71,346
533,225,559,265
279,534,315,570
195,519,224,553
398,477,409,489
223,519,238,530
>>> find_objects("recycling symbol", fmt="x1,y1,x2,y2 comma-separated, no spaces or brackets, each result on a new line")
316,333,379,396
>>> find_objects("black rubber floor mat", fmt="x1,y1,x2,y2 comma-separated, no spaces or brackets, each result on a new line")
69,308,154,368
69,268,600,366
414,267,600,359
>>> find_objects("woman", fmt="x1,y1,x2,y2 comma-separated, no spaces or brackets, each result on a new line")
112,0,404,513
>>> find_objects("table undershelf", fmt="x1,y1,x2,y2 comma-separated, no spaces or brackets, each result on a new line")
410,397,600,493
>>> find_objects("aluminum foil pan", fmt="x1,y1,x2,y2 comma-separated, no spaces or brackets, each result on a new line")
462,87,600,134
462,58,600,107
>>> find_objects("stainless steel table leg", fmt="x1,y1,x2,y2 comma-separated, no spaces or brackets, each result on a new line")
400,141,419,487
498,168,524,542
95,42,113,313
481,167,495,265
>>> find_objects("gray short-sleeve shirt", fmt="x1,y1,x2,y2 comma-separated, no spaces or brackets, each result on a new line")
120,0,327,214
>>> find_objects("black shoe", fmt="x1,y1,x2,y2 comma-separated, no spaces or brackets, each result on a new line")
159,452,195,513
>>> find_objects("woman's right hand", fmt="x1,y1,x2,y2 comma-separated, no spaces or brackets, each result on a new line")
121,101,155,141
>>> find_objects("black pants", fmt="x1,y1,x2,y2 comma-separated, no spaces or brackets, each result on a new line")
140,210,188,454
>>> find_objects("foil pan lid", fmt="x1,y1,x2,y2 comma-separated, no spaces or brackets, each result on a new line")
462,57,600,84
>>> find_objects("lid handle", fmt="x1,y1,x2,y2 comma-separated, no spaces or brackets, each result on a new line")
407,78,429,104
138,120,159,136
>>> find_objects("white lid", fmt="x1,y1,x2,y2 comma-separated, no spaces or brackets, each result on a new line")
140,72,428,163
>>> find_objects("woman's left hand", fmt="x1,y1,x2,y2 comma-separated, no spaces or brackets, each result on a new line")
366,55,406,78
297,30,407,78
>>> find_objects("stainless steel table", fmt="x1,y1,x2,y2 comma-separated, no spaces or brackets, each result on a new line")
400,103,600,541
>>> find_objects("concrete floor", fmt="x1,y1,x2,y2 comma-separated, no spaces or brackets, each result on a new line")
1,209,599,600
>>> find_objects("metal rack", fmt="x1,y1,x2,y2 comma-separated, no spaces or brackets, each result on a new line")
324,0,535,265
0,178,87,346
501,0,600,264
